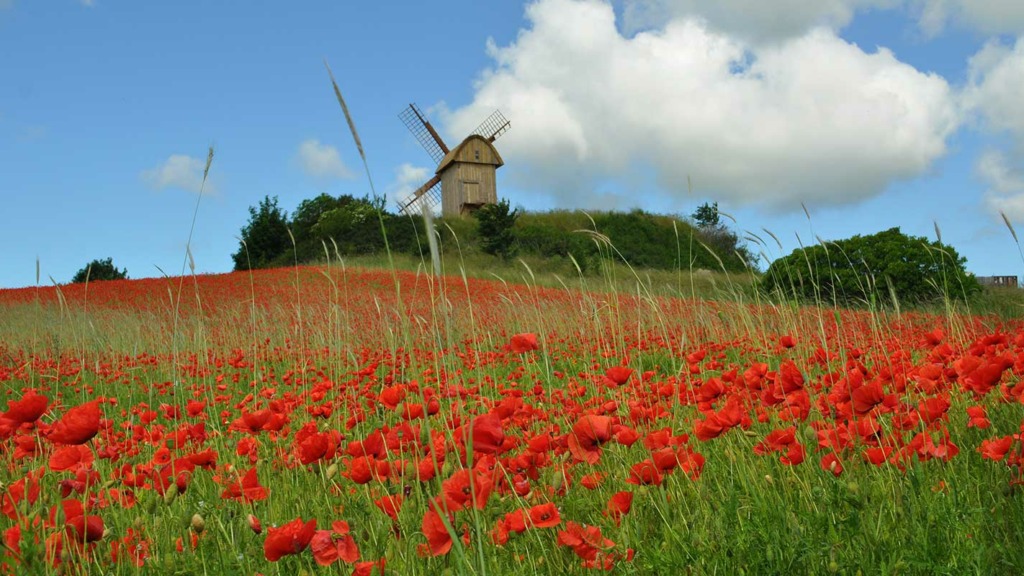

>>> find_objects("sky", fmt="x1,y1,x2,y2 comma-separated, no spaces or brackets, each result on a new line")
2,0,1024,289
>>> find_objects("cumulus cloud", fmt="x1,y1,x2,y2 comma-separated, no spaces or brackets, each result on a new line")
296,139,353,180
911,0,1024,36
141,154,215,194
388,163,432,209
619,1,1024,39
964,38,1024,221
965,38,1024,139
445,0,959,211
978,150,1024,221
619,0,896,43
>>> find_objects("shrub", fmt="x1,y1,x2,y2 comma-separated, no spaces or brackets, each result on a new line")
760,227,981,306
475,199,519,259
71,258,128,283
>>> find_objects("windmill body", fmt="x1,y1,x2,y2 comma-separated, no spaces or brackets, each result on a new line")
437,134,503,216
398,104,510,217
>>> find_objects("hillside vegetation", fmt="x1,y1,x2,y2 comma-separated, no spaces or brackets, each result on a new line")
230,195,755,276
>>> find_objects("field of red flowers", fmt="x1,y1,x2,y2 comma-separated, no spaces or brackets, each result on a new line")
1,266,1023,575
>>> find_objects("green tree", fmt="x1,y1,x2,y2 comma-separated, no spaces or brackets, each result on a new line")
292,194,342,241
475,199,519,259
232,196,291,270
692,201,721,229
760,227,981,306
688,202,756,271
312,195,385,255
71,258,128,283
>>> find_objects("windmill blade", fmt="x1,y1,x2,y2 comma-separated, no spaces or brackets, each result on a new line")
397,175,442,215
472,109,511,143
399,104,449,165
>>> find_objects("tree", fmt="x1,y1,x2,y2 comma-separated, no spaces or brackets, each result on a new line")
71,258,128,283
232,196,291,271
475,199,519,259
688,202,756,271
692,202,721,229
760,227,981,306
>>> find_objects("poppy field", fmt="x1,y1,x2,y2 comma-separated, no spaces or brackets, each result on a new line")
1,265,1023,575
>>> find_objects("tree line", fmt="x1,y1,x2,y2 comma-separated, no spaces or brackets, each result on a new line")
229,194,757,274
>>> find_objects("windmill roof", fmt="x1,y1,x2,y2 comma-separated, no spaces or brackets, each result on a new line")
436,134,504,174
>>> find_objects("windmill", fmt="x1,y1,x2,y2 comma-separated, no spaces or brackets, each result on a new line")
397,103,510,216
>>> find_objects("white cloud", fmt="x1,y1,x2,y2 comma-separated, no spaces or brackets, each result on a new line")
79,0,95,7
965,38,1024,139
911,0,1024,36
978,150,1024,221
446,0,959,211
619,0,896,43
296,139,353,180
620,1,1024,39
388,163,432,210
141,154,215,194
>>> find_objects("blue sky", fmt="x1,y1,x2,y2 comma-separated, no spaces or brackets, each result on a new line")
2,0,1024,288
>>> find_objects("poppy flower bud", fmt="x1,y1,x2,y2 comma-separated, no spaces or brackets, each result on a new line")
191,514,205,534
325,463,339,478
764,475,774,485
163,484,179,505
247,513,262,534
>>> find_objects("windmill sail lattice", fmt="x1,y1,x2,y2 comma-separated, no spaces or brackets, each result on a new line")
399,104,448,165
472,110,511,142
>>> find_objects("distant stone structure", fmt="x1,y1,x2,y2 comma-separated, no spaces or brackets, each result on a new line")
977,275,1019,288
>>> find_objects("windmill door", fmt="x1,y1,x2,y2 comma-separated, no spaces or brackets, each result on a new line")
462,181,481,204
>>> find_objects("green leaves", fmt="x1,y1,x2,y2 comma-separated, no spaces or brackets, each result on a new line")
760,227,982,306
71,257,128,283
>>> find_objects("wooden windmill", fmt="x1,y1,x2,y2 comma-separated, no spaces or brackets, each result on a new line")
397,103,510,216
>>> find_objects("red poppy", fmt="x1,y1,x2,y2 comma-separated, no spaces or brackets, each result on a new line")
509,333,539,353
374,495,403,522
863,446,893,466
295,429,338,465
527,502,561,529
466,413,505,456
820,453,844,477
3,392,49,424
919,396,951,424
567,415,614,464
46,401,101,445
626,459,663,486
264,517,317,561
49,445,94,472
352,558,387,576
851,381,886,415
442,469,493,511
605,491,633,525
557,521,613,562
310,521,359,566
978,436,1014,461
221,467,269,503
966,406,991,429
66,513,105,543
419,505,454,557
579,472,605,490
604,366,633,386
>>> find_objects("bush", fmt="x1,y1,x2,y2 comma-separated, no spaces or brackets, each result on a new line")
760,227,981,306
71,258,128,283
475,199,519,259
